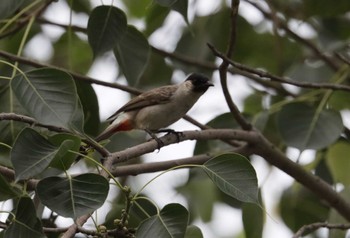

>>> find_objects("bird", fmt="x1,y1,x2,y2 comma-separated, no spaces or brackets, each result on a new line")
95,73,214,145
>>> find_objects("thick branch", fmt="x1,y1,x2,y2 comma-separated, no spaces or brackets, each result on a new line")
253,132,350,222
111,145,251,177
2,118,350,223
107,129,350,222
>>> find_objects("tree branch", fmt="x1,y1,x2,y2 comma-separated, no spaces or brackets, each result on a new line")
3,114,350,224
105,129,350,222
111,145,251,177
293,222,350,238
0,113,109,157
245,0,339,71
215,0,252,130
208,44,350,92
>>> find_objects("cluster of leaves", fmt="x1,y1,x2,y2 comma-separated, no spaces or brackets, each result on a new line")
0,0,350,237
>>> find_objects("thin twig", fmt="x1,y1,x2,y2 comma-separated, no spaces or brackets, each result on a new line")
0,113,109,157
208,44,350,92
245,0,339,71
293,222,350,238
216,0,252,130
37,16,295,96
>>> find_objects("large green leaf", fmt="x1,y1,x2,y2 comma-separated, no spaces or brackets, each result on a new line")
11,68,84,131
194,113,240,155
138,51,173,88
286,63,333,83
0,79,27,162
52,32,93,74
136,203,189,238
0,173,21,201
156,0,188,24
176,177,217,222
48,133,81,170
0,0,24,19
11,128,59,181
279,185,329,232
114,25,150,86
36,173,109,219
242,192,264,238
144,4,170,36
87,6,127,57
202,153,259,204
277,103,343,150
5,197,45,238
326,141,350,186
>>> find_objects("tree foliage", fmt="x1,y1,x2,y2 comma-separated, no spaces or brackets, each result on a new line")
0,0,350,237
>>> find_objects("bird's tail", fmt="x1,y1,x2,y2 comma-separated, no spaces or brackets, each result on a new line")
95,113,133,142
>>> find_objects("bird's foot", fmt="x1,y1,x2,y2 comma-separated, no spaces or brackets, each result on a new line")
145,129,164,150
157,129,183,143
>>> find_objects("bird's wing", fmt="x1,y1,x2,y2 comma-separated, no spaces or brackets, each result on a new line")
106,85,176,121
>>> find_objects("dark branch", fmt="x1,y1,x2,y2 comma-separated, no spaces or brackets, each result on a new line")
216,0,252,130
245,0,339,71
208,44,350,92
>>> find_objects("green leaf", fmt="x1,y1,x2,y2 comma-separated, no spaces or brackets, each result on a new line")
48,133,81,170
136,203,189,238
144,4,170,36
242,192,264,238
286,63,333,84
11,68,84,131
156,0,177,6
303,0,350,17
87,6,127,57
75,80,100,136
0,0,24,19
202,153,259,204
329,91,350,110
11,128,59,181
327,188,350,238
176,177,217,222
121,0,153,18
326,141,350,185
185,225,203,238
5,197,45,238
276,103,343,150
171,0,189,25
52,32,93,74
36,173,109,219
67,0,91,13
279,185,329,232
138,51,173,88
114,25,150,86
0,79,27,154
194,113,239,155
0,173,21,201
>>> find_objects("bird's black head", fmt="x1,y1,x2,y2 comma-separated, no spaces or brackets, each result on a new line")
186,73,214,92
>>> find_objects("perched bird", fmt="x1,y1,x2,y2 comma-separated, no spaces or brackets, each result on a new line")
95,73,213,144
